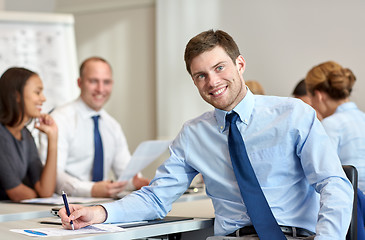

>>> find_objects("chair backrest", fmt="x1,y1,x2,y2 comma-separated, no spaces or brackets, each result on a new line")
342,165,358,240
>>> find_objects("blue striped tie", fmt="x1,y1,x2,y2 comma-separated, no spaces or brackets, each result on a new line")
226,112,285,239
92,115,104,181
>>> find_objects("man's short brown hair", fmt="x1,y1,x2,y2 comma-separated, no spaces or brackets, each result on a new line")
184,29,241,75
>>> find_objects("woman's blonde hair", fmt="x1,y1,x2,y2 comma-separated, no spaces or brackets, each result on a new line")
305,61,356,100
246,80,265,95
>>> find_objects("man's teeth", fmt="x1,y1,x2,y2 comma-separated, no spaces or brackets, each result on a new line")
213,88,224,95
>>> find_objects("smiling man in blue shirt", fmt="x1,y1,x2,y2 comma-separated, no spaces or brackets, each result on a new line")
59,30,353,239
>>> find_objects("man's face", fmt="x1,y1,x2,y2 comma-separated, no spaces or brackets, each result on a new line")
78,60,113,111
190,46,246,111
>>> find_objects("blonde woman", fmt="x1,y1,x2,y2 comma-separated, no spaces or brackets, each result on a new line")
305,61,365,239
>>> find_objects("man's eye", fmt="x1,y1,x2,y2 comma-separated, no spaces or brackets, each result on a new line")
216,66,224,71
195,74,205,80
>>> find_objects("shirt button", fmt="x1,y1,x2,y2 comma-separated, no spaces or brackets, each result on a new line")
220,126,224,129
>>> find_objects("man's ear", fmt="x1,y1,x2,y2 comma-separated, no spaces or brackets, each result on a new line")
77,77,82,88
235,55,246,75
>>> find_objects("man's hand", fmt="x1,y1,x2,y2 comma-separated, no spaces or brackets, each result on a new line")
132,174,150,190
91,180,128,198
59,204,107,230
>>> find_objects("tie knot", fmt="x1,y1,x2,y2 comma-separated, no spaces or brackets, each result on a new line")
226,112,239,124
92,115,100,123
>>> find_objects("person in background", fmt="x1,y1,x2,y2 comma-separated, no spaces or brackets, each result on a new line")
59,30,353,239
292,79,322,120
0,67,58,202
42,57,149,198
305,60,365,239
292,79,311,104
245,80,265,95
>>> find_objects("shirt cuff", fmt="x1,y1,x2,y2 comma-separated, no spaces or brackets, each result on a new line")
101,200,124,223
74,181,94,197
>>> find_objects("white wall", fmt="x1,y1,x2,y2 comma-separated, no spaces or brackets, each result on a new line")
3,0,365,177
3,0,55,12
157,0,365,139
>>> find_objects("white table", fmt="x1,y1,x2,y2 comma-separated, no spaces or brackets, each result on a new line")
0,198,215,240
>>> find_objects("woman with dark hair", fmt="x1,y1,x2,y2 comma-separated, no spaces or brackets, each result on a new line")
306,61,365,239
0,67,58,202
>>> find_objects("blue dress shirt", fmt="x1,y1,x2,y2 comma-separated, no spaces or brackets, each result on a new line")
102,90,353,239
322,102,365,193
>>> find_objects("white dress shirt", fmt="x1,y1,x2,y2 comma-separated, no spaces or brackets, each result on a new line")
48,98,132,197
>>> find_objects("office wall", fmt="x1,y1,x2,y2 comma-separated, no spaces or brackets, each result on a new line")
2,0,55,12
157,0,365,139
3,0,365,177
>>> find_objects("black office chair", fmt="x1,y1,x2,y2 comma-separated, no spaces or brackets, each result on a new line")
342,165,358,240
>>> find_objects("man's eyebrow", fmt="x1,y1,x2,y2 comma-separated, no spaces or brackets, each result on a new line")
213,61,226,68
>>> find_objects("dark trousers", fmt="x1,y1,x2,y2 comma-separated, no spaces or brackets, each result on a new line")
357,189,365,240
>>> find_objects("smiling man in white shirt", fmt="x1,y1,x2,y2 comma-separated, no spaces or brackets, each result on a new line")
43,57,149,197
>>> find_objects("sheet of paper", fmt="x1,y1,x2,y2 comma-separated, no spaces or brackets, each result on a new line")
11,223,125,237
118,140,171,181
20,195,111,205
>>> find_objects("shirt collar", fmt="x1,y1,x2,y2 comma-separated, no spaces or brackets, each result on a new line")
215,88,254,133
75,97,105,120
335,102,358,113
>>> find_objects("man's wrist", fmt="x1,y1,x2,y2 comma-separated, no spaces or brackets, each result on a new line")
93,205,108,223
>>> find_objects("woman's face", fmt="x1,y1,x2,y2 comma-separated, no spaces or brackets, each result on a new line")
22,75,46,120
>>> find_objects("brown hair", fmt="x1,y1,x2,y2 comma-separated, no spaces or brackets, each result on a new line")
246,80,265,95
0,67,37,126
292,79,307,97
184,29,241,75
305,61,356,100
79,56,112,77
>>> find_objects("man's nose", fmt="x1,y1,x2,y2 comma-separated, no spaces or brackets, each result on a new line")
96,82,104,92
207,73,220,87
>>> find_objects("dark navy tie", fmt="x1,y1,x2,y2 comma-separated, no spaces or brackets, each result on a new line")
226,112,285,239
92,115,104,181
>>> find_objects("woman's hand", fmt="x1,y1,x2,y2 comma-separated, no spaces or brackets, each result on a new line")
35,114,58,139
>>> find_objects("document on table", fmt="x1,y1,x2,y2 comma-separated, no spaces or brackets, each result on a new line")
11,217,192,237
118,140,171,181
11,223,125,237
20,195,111,205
